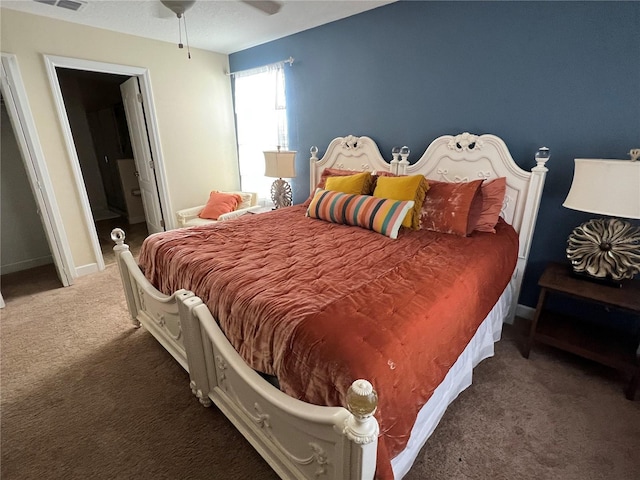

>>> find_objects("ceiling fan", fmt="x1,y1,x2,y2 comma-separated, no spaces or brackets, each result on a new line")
159,0,283,58
159,0,283,18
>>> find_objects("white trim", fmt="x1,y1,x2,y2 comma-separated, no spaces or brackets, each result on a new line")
0,53,74,286
74,263,99,277
0,256,53,276
42,55,173,277
516,303,535,321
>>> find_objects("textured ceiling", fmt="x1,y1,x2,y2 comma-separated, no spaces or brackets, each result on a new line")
1,0,395,54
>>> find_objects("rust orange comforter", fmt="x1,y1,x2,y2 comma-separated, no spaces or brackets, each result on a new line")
139,205,518,479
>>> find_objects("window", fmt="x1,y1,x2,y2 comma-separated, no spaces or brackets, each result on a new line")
234,65,288,203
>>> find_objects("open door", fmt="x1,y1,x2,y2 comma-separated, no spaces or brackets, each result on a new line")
120,77,165,234
1,56,72,287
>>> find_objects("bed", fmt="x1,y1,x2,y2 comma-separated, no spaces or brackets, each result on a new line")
111,132,549,480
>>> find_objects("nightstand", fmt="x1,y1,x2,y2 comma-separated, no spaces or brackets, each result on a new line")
523,262,640,400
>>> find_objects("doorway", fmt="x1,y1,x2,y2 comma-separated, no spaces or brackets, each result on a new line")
0,53,72,304
55,68,150,264
1,93,64,301
43,55,171,274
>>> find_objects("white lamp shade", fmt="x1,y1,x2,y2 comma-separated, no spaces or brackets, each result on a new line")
563,158,640,219
264,150,297,179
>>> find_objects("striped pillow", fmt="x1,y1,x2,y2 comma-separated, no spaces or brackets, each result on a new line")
306,189,414,239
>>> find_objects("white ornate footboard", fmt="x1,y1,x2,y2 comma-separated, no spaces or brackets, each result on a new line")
112,229,191,371
112,230,379,480
181,295,379,480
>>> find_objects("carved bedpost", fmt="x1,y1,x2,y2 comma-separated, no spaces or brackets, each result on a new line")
510,148,550,321
111,228,140,327
177,293,212,407
398,146,410,175
310,146,319,195
390,147,400,175
344,379,379,480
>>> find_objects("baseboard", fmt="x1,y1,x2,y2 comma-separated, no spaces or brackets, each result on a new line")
516,304,535,320
75,263,99,277
0,255,53,275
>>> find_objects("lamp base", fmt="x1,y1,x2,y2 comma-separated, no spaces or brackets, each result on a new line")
270,178,293,209
566,218,640,283
569,269,623,289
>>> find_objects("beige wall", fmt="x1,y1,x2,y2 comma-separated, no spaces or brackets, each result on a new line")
0,8,239,271
1,102,53,274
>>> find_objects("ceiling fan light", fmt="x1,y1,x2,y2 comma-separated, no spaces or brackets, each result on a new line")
160,0,195,17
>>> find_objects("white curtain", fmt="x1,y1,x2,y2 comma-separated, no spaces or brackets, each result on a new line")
234,65,288,202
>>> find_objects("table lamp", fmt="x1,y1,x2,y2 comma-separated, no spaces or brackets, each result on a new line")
562,155,640,284
264,147,296,209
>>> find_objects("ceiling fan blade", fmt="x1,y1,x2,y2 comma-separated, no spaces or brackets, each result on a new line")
242,0,282,16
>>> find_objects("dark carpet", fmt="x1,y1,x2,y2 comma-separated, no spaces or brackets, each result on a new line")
1,265,638,479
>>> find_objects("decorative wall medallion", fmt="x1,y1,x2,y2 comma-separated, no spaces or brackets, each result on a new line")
567,218,640,280
448,132,483,152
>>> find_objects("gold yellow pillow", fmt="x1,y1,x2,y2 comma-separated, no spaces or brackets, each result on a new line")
324,171,372,195
373,174,429,229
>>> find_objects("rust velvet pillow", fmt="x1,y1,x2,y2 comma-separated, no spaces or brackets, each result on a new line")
420,179,483,236
303,168,373,206
468,177,507,233
199,191,242,220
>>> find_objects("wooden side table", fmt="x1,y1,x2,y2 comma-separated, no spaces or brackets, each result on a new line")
523,262,640,400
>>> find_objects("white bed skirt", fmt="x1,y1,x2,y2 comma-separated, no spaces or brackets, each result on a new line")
392,281,513,479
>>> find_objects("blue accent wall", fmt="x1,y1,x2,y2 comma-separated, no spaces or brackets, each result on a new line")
230,1,640,309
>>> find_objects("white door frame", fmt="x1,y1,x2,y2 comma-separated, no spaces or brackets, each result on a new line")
43,54,173,275
1,53,73,286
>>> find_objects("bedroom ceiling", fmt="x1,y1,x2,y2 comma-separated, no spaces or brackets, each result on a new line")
1,0,395,54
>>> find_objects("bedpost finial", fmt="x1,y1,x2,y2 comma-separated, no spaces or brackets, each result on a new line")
310,145,319,161
111,228,126,245
398,146,410,175
346,379,378,418
343,379,379,444
534,147,550,171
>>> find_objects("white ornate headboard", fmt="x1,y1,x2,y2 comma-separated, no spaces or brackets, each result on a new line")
310,132,550,315
309,135,392,190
